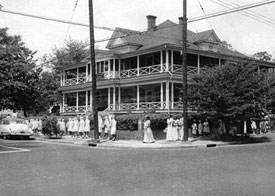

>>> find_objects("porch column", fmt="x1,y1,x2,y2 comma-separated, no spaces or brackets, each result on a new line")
108,60,111,79
161,83,164,109
118,59,121,78
197,54,200,74
219,58,221,67
113,87,116,111
137,85,140,110
62,93,65,113
166,81,170,110
76,91,79,112
86,64,88,82
166,50,169,72
171,82,174,109
113,58,116,79
108,87,111,110
118,87,121,110
77,67,79,84
137,56,140,76
89,89,93,111
85,90,88,112
171,50,174,72
160,50,163,72
63,70,66,85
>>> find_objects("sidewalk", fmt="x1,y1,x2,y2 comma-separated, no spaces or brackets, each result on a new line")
34,135,234,149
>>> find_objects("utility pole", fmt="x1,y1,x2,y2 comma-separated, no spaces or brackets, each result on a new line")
88,0,99,141
182,0,189,142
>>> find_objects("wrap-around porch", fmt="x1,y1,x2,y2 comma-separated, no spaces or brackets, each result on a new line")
61,82,188,114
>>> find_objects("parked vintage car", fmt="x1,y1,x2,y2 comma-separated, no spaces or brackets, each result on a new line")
0,117,33,139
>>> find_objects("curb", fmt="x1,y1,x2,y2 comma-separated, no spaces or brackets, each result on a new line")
33,136,273,150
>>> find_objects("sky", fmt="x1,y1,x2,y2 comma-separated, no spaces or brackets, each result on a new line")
1,0,275,60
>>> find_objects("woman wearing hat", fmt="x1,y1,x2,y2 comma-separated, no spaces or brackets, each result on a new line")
143,116,155,143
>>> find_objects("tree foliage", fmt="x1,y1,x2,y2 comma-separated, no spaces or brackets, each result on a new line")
51,38,89,67
0,28,37,114
252,51,272,61
188,62,271,131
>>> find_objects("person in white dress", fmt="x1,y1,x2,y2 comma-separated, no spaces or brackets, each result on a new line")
38,119,42,134
98,115,104,139
84,116,90,138
60,119,66,136
178,115,184,140
103,116,111,139
166,115,176,141
78,116,85,138
192,121,198,136
110,115,117,141
73,117,79,137
143,116,155,143
67,118,73,137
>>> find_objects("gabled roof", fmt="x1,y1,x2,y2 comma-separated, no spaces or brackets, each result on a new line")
105,17,247,58
192,30,221,43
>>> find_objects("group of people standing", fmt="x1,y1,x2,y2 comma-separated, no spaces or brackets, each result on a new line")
142,114,211,143
166,114,185,141
191,120,210,136
65,116,90,138
56,114,117,140
25,118,42,135
98,115,117,141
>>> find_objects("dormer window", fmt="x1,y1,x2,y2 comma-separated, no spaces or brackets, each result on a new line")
209,45,213,51
113,38,125,46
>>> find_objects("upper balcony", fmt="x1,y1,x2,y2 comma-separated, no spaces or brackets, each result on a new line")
59,50,219,87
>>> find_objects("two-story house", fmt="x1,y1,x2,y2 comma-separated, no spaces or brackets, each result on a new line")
58,15,275,115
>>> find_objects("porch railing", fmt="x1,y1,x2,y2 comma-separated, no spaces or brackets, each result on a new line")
64,105,86,113
64,76,87,86
61,64,209,86
139,102,162,109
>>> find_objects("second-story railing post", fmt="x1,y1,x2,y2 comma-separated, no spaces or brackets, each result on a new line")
166,49,169,72
171,50,174,72
77,67,79,84
113,58,116,79
137,56,140,76
160,50,163,72
76,91,79,112
118,59,121,78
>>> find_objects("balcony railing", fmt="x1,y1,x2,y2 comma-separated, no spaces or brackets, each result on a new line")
64,76,88,86
61,64,208,86
64,105,87,113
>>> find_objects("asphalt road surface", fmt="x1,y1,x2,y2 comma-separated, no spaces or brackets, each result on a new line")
0,137,275,196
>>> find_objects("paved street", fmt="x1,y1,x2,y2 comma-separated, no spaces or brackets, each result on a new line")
0,136,275,196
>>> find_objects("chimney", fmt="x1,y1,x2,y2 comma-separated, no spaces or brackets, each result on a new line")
146,15,157,30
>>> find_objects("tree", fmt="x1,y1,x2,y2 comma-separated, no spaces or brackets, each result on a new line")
51,38,89,67
252,51,272,61
0,27,37,114
188,62,269,134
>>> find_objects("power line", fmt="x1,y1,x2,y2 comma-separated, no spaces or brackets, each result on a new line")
189,0,275,23
0,7,116,32
209,0,275,28
197,0,213,29
63,0,79,46
216,0,275,23
3,0,274,67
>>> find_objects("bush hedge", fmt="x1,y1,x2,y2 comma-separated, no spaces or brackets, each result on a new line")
42,116,60,137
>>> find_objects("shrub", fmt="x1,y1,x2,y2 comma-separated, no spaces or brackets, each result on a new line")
42,116,60,137
116,114,139,131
